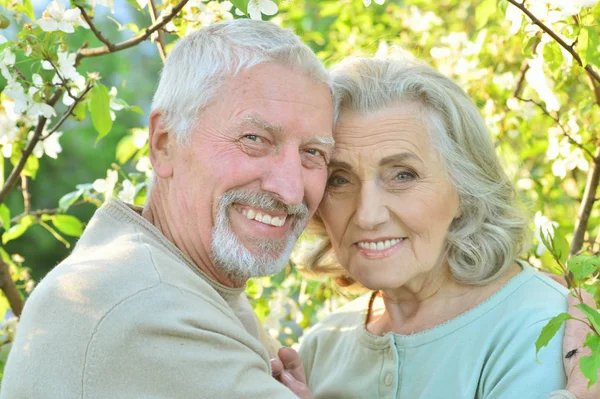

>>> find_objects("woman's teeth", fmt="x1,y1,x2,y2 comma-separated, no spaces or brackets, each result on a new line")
241,208,286,227
357,238,402,251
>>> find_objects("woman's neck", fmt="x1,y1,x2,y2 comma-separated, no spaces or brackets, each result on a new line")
366,262,522,336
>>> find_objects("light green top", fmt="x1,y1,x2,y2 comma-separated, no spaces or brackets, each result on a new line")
299,263,569,399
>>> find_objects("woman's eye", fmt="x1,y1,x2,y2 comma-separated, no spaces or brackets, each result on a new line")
306,149,322,156
328,175,349,185
395,172,414,181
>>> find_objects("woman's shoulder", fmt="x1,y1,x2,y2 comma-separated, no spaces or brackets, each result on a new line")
300,293,371,346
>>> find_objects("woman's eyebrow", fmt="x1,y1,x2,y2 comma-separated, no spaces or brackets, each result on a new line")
328,159,352,170
379,153,421,167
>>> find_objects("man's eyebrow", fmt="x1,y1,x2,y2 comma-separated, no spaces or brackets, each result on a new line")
379,153,421,166
242,114,283,134
306,136,335,148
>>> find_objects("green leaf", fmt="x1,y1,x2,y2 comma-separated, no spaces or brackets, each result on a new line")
230,0,248,15
580,333,600,388
543,42,563,69
22,154,39,180
89,84,113,143
127,105,143,114
579,26,600,67
475,0,497,29
2,216,34,244
14,0,35,21
551,229,570,265
253,297,269,322
0,204,10,230
116,135,137,164
535,312,572,361
51,215,83,237
58,189,83,212
71,100,88,121
576,303,600,333
568,255,599,281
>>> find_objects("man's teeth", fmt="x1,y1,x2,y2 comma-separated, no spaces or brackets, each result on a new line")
241,209,286,227
357,238,402,251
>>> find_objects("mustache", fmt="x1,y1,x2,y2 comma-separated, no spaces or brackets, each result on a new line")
219,190,309,219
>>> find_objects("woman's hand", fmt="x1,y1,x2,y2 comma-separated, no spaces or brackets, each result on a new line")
271,347,313,399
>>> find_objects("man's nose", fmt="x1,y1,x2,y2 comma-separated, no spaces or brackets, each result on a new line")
260,151,304,206
354,182,389,230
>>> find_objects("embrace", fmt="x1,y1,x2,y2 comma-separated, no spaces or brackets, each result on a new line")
2,19,597,399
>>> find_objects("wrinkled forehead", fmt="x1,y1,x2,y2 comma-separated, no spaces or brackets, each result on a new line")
331,105,438,167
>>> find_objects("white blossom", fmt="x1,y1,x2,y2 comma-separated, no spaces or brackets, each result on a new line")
137,0,148,9
93,169,118,197
363,0,385,6
4,81,35,118
135,156,153,176
505,3,523,35
39,0,89,33
526,54,560,112
32,131,63,159
132,128,148,149
89,0,115,13
0,48,16,80
0,100,21,159
0,34,6,44
118,179,136,204
534,211,558,255
247,0,278,20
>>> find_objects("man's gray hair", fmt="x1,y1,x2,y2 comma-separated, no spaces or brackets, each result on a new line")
151,19,331,143
298,57,530,286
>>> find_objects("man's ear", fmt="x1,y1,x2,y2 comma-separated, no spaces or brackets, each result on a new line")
149,110,174,179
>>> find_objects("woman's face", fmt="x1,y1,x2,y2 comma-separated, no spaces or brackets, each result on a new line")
319,103,461,291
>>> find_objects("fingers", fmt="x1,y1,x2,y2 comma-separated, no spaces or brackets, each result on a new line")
270,357,284,379
279,371,313,399
278,347,308,384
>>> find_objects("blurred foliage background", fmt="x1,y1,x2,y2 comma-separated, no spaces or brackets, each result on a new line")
0,0,598,379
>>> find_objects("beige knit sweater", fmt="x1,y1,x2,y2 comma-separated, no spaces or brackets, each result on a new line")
1,198,294,398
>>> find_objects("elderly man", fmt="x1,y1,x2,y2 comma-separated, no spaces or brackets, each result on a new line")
1,19,596,399
1,19,331,398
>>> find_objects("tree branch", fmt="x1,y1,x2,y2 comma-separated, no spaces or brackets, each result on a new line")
0,85,91,206
11,200,89,224
20,176,30,215
77,6,116,51
571,147,600,255
76,0,189,63
515,96,595,159
0,257,23,318
148,0,167,63
506,0,600,87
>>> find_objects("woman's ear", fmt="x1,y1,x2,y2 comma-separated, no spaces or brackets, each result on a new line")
148,110,174,179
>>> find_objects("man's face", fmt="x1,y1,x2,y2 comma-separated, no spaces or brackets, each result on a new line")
167,63,334,283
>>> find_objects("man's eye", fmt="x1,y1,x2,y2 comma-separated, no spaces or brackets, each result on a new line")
243,135,263,143
306,148,324,157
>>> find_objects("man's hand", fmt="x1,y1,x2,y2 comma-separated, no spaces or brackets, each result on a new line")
563,292,599,399
270,347,313,399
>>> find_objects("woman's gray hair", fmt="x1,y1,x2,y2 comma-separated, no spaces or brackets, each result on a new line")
151,19,331,143
297,57,530,286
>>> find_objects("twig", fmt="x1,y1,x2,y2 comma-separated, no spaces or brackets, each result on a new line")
77,6,115,51
39,220,70,248
41,84,93,141
506,0,600,90
0,257,23,318
513,61,531,98
0,84,90,206
148,0,167,63
20,176,30,215
46,59,76,101
515,96,595,159
571,146,600,255
11,200,89,224
76,0,189,63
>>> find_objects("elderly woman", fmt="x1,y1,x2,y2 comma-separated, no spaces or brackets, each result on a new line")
295,57,577,398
